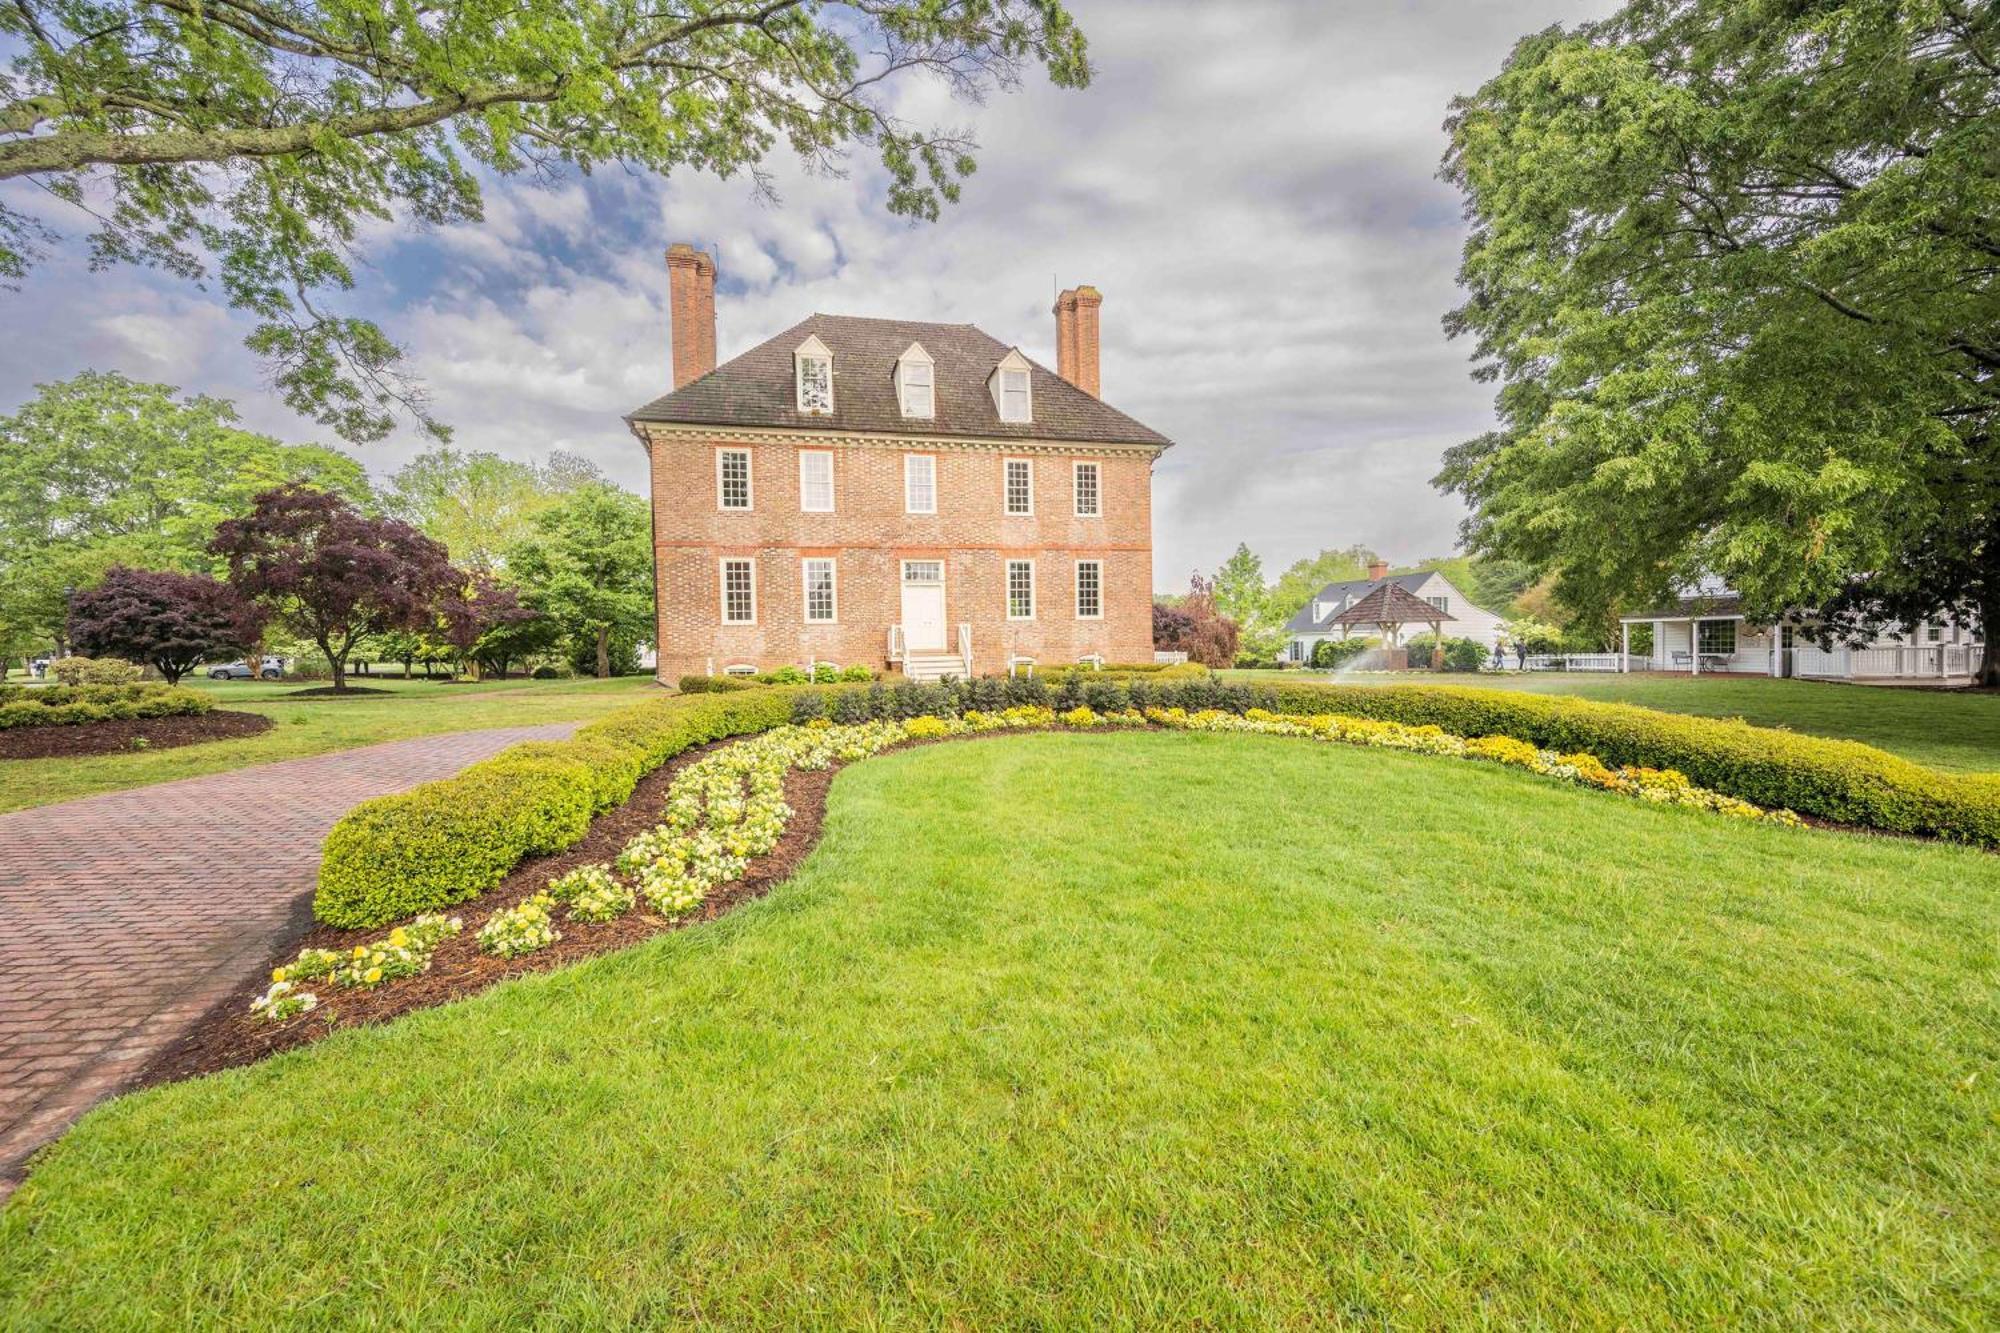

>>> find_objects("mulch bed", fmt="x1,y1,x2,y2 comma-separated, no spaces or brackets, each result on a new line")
138,740,838,1088
0,709,273,760
278,685,398,698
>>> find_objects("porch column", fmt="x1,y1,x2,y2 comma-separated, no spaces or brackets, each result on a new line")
1620,622,1630,672
1690,620,1700,675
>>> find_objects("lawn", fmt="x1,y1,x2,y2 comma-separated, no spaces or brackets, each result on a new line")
1232,669,2000,773
0,674,659,813
3,731,1994,1327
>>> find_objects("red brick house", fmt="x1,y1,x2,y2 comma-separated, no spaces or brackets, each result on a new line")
627,244,1174,683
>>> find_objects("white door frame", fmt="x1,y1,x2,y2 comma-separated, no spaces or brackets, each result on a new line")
900,559,947,652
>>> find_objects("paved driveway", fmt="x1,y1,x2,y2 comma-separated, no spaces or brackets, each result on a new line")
0,723,575,1194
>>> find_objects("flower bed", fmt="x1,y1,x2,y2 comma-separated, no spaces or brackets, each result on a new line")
270,707,1808,1025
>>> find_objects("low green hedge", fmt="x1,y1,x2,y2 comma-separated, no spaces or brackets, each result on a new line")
314,688,800,928
0,683,213,730
677,674,759,694
1262,681,2000,846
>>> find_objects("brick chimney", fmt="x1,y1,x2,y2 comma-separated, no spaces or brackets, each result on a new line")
666,243,717,390
1053,285,1102,397
1368,559,1390,582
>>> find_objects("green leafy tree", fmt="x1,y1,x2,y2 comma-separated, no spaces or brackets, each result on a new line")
385,447,598,570
0,2,1091,441
506,484,653,678
0,371,368,650
1269,545,1380,626
1437,1,2000,679
1211,543,1289,660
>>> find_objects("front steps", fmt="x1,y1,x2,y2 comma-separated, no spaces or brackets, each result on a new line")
901,654,970,683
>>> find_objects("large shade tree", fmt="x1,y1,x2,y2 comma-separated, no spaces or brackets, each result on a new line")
506,484,653,678
0,371,368,654
0,1,1091,441
67,566,266,685
1436,0,2000,678
211,484,458,691
385,447,600,570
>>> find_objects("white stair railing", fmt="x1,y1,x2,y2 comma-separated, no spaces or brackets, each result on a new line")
887,624,905,664
956,623,972,678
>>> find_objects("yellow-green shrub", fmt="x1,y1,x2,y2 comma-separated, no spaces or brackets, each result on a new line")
1265,681,2000,845
314,689,801,928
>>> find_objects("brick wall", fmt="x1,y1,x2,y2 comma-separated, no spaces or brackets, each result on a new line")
645,431,1158,680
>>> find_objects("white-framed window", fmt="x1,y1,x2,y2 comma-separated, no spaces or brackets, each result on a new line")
802,558,837,624
1006,559,1035,620
1004,458,1033,515
716,449,752,511
720,558,756,624
723,664,758,677
1427,594,1449,614
1073,461,1101,517
798,450,834,513
1697,620,1736,655
1927,623,1943,643
1075,560,1102,620
990,350,1033,423
998,369,1030,422
902,558,944,585
794,334,833,415
896,343,934,419
905,454,937,514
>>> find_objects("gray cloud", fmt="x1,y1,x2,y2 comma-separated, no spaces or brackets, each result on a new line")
0,0,1614,588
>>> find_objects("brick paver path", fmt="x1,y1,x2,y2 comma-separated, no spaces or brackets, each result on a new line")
0,723,575,1194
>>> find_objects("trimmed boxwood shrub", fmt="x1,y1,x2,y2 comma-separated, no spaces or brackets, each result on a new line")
678,674,758,694
1262,681,2000,846
314,688,802,928
0,683,212,730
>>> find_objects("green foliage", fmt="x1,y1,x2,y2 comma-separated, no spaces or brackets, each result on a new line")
1311,637,1374,669
1406,636,1488,672
49,656,143,685
472,738,645,815
1210,543,1286,660
384,447,598,570
1269,545,1379,625
0,682,211,730
679,674,759,695
1263,681,2000,846
0,372,369,649
1438,1,2000,669
0,3,1092,440
507,484,653,680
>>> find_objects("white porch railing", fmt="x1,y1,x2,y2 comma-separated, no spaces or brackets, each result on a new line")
1793,644,1983,679
887,624,905,664
1524,653,1626,672
956,623,972,678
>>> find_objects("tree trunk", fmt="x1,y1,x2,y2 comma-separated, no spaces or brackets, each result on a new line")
595,624,611,678
327,645,347,693
1981,613,2000,688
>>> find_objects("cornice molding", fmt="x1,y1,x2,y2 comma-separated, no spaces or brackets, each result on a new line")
629,421,1168,458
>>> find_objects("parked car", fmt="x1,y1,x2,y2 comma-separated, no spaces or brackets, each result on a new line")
207,656,285,680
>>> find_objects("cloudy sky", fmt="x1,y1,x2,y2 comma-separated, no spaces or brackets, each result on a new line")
0,0,1612,591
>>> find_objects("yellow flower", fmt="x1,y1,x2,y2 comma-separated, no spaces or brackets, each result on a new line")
364,967,383,984
353,945,367,959
388,928,408,947
271,967,286,983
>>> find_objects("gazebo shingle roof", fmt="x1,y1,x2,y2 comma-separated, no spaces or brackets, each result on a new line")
1329,581,1448,630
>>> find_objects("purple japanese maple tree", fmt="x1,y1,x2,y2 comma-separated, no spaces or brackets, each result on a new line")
435,574,544,680
67,566,267,686
210,483,458,692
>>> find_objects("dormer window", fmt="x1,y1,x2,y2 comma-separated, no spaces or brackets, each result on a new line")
896,343,935,419
794,334,833,415
989,350,1032,423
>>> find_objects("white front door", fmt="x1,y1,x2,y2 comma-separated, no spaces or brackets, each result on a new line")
901,560,946,652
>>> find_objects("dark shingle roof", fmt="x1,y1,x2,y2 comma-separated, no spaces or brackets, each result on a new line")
626,313,1171,448
1331,581,1450,630
1622,594,1747,621
1282,572,1436,634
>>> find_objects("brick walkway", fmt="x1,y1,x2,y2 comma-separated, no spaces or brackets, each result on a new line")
0,724,575,1194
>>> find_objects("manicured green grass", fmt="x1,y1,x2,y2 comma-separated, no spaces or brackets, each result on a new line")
1230,669,2000,772
4,732,1995,1326
0,675,659,813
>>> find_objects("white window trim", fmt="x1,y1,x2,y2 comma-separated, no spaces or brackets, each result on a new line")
990,350,1033,423
896,342,935,420
1075,559,1104,620
1073,460,1101,518
1006,559,1036,621
798,450,834,513
905,453,938,515
716,448,753,512
722,664,758,677
719,557,757,625
1004,457,1034,516
794,334,834,416
802,558,838,625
